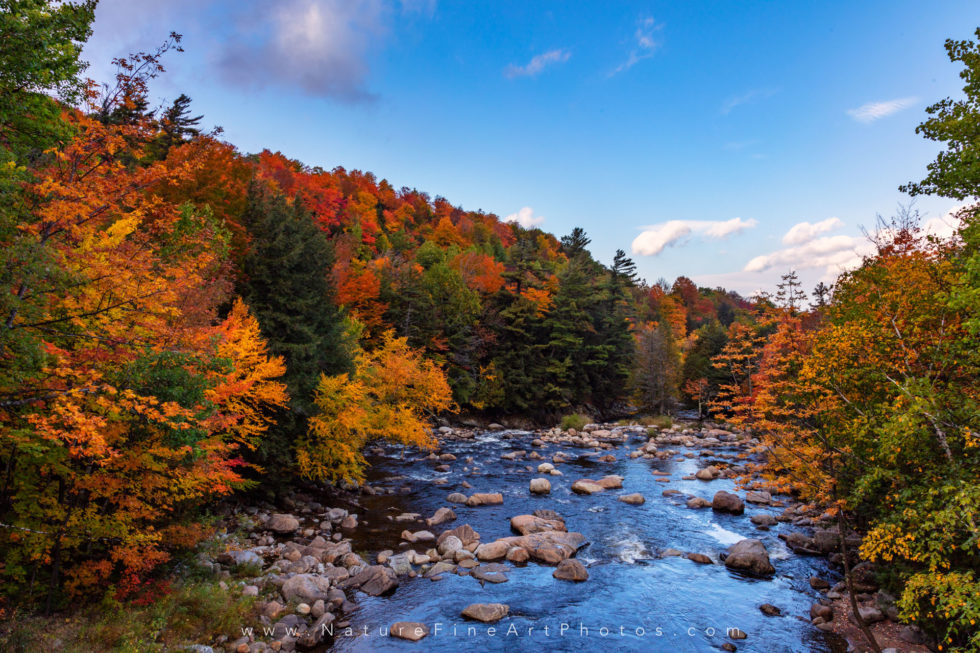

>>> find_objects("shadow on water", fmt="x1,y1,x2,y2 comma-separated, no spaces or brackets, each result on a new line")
321,430,849,652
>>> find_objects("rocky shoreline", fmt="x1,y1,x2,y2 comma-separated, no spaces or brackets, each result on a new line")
189,420,929,653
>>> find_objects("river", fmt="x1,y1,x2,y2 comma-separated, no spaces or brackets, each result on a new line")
324,428,845,653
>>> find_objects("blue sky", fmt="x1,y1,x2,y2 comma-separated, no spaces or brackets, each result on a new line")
83,1,979,295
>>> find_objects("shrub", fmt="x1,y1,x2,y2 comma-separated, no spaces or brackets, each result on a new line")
559,413,590,431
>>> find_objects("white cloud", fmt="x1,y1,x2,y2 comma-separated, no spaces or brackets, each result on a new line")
610,17,661,75
504,207,545,228
781,217,845,245
847,97,918,123
744,234,871,273
505,49,571,78
631,217,757,256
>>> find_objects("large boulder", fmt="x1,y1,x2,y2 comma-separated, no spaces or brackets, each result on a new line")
509,531,587,564
724,539,775,577
466,492,503,507
529,478,551,494
339,565,399,596
267,513,300,533
712,490,745,515
510,514,566,535
552,558,588,581
281,574,332,602
461,603,510,623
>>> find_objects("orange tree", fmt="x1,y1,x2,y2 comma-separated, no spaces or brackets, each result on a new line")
0,102,287,606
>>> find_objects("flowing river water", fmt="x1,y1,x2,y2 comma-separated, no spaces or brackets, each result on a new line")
323,428,846,653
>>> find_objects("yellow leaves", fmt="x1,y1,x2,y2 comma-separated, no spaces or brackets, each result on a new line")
300,332,454,483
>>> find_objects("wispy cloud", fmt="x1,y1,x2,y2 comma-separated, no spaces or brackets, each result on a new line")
504,49,571,79
610,17,661,76
720,88,776,115
847,96,918,123
631,217,757,256
504,207,545,228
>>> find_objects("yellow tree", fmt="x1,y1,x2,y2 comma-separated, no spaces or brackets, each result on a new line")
299,332,454,483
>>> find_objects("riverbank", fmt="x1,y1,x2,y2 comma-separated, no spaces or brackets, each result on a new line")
0,419,931,652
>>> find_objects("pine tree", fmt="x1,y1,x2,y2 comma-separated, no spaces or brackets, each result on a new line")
237,182,352,475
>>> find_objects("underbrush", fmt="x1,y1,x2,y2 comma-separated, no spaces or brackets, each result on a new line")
0,570,256,653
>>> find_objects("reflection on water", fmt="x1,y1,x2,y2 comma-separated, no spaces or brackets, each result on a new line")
322,430,846,653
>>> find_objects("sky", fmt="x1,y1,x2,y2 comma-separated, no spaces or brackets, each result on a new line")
82,0,980,296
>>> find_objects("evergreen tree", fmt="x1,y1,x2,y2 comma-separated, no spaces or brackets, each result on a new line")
237,182,352,475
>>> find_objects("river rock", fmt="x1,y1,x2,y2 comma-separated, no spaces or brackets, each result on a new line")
391,622,429,641
745,490,772,504
267,513,300,533
759,603,781,616
724,539,775,577
339,565,399,596
695,466,720,480
712,490,745,515
470,563,509,583
510,514,566,535
297,613,335,648
618,493,645,505
447,492,468,504
281,574,332,602
571,479,605,494
475,540,510,561
553,558,588,581
687,496,711,509
537,462,555,473
426,507,456,527
529,478,551,494
809,576,830,590
509,531,587,564
686,552,712,564
466,492,503,506
217,549,263,568
438,535,463,556
461,603,510,623
506,546,529,563
438,524,480,547
597,475,623,489
810,603,833,621
750,514,777,527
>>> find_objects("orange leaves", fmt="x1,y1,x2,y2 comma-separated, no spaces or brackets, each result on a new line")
207,299,288,450
451,250,505,294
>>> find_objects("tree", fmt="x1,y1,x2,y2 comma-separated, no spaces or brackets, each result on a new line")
775,270,806,313
901,28,980,200
633,322,681,415
560,227,591,258
298,332,453,483
0,0,96,160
